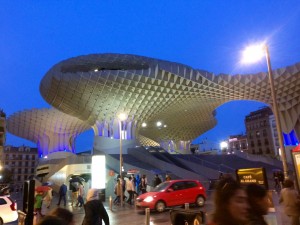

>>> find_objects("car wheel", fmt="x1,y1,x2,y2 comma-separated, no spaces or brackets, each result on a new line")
155,200,166,212
195,195,205,207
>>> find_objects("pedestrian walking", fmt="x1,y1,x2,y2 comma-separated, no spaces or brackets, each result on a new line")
153,174,162,187
82,188,110,225
279,179,300,225
126,176,134,205
57,183,67,206
77,183,85,207
34,191,45,217
43,188,53,208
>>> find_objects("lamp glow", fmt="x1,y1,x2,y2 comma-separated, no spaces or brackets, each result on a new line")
118,113,127,121
241,43,265,64
156,121,162,127
142,122,147,127
220,141,228,149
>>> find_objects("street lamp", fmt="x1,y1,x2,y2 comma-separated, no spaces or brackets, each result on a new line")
118,113,127,206
242,43,289,179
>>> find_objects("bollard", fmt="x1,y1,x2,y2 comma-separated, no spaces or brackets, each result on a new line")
185,203,189,210
134,193,137,208
109,196,113,211
145,208,150,225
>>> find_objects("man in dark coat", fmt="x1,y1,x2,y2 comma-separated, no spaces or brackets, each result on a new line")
57,183,67,206
82,188,109,225
153,174,162,187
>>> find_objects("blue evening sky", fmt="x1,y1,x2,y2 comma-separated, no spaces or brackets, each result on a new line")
1,1,300,152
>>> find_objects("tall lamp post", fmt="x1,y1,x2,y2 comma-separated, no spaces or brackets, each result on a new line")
242,43,289,179
118,113,127,206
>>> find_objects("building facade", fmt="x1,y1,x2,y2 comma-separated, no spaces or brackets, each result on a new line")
245,107,277,156
228,135,248,153
0,110,6,155
0,146,38,187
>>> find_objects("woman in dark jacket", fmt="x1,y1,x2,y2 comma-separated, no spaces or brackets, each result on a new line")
82,188,109,225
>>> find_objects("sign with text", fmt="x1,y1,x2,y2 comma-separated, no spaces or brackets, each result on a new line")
236,167,268,189
291,150,300,192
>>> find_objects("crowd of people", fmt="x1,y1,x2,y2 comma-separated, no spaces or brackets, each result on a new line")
32,173,300,225
36,188,109,225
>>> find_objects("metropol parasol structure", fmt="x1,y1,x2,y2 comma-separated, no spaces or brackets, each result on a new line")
7,53,300,158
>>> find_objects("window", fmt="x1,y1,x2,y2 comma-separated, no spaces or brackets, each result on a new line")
185,181,197,189
249,133,253,139
266,148,270,154
252,149,256,154
251,141,255,147
265,139,269,145
257,140,262,146
263,129,267,137
32,155,35,160
0,198,7,205
171,182,185,191
259,148,263,154
25,155,29,160
256,131,260,137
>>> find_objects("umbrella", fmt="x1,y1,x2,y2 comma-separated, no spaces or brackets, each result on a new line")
42,181,53,186
69,176,85,183
35,186,51,192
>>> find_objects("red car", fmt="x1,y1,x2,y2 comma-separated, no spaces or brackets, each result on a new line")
136,179,206,212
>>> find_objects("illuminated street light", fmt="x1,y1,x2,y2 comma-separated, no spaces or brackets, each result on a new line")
118,113,127,206
220,141,228,149
242,43,289,179
141,122,147,128
156,121,162,127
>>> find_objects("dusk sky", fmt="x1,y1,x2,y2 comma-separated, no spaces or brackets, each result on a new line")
1,1,300,152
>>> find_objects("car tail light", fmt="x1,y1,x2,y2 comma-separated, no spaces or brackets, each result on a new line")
8,197,17,211
10,201,16,211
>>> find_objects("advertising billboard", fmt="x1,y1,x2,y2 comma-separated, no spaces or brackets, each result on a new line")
235,167,268,189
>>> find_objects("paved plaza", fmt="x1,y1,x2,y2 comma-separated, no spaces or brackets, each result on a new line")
6,189,293,225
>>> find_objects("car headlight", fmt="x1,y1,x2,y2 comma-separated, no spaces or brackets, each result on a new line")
144,196,154,202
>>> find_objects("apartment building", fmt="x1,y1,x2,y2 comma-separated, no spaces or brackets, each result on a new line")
245,107,277,156
0,145,38,187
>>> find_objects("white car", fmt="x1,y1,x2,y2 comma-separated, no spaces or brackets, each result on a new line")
0,195,18,225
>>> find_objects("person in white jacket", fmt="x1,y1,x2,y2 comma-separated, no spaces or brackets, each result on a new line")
126,177,135,205
43,188,53,209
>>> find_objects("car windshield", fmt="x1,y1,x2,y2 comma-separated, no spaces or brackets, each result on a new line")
152,181,170,192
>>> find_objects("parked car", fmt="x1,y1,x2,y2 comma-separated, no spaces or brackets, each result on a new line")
136,179,206,212
0,195,18,225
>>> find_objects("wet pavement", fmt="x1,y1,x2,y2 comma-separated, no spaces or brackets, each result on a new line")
7,190,289,225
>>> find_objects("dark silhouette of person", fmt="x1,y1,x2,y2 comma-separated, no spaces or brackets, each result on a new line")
153,174,162,187
82,188,110,225
57,183,67,206
246,184,269,225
